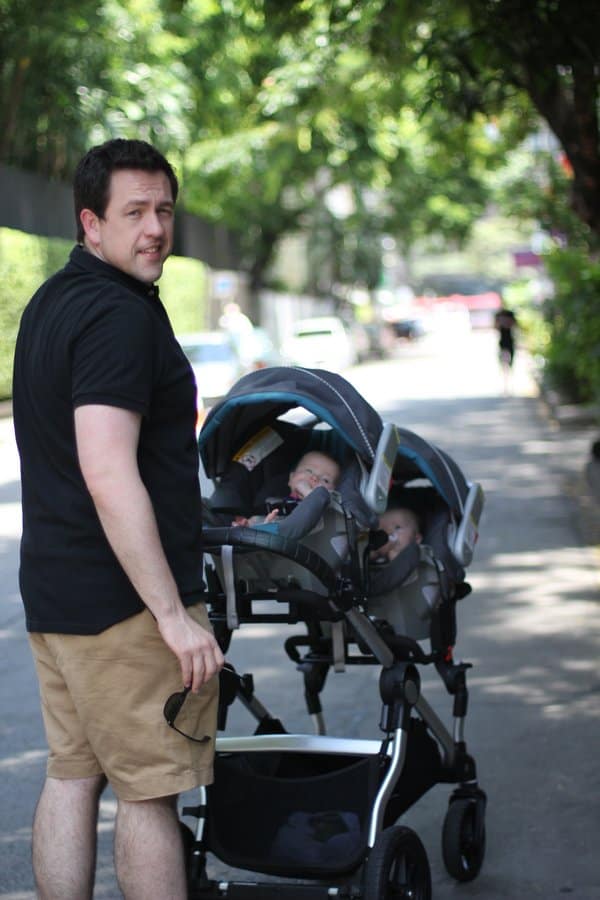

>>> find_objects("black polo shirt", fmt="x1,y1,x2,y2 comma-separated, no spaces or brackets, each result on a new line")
13,245,204,634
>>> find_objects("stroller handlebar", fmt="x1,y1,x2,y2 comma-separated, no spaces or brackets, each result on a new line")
201,525,339,593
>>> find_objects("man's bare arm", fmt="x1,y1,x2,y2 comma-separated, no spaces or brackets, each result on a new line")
74,404,223,691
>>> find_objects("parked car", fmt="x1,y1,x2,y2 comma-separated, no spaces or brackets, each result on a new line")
282,316,357,371
178,331,243,409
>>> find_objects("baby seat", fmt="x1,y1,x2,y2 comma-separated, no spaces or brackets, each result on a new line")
183,366,487,899
364,425,484,641
203,420,359,599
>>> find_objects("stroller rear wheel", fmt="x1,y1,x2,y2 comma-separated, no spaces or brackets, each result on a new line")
441,796,486,882
363,825,432,899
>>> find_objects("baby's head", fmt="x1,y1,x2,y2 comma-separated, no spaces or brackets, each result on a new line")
288,451,340,499
378,507,422,552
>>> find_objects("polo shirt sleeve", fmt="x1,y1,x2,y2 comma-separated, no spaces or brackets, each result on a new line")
71,299,155,416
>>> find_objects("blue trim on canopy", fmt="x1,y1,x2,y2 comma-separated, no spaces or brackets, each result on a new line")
199,391,366,456
397,446,455,511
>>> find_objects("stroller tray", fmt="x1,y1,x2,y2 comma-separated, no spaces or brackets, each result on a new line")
207,749,383,879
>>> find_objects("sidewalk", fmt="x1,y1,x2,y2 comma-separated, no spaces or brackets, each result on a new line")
1,332,599,899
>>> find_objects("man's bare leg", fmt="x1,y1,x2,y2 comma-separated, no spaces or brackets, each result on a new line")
114,794,187,900
32,774,105,900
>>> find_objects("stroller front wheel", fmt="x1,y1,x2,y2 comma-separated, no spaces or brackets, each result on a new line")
441,796,486,882
363,825,432,899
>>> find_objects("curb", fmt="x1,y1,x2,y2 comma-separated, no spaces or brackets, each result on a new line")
538,384,599,430
535,376,600,553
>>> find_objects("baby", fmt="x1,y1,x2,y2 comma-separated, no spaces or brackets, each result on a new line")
370,506,422,562
286,450,340,500
233,450,340,527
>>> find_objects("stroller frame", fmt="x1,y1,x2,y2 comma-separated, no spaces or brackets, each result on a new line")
182,368,487,899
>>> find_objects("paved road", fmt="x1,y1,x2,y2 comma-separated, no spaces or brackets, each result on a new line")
1,328,598,899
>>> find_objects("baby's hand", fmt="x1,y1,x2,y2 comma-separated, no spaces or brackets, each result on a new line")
232,515,250,527
369,533,403,562
264,508,279,523
382,539,404,561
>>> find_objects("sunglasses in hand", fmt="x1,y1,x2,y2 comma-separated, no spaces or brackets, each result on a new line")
163,686,211,744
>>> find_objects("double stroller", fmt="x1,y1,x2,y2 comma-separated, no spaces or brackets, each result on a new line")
181,366,487,899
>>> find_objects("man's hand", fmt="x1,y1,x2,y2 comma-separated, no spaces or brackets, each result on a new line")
157,607,224,693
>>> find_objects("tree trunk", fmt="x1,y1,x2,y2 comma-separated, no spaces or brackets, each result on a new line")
247,227,279,324
524,61,600,238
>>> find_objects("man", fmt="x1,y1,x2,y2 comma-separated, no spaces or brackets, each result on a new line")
12,139,224,900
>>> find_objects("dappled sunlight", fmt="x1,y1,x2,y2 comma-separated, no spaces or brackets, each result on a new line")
542,693,600,721
475,545,598,587
0,827,32,847
560,658,598,673
0,749,46,771
465,669,599,722
0,888,35,900
521,439,559,455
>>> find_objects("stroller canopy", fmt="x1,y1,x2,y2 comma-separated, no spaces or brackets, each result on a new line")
199,366,473,525
199,367,383,478
393,427,470,519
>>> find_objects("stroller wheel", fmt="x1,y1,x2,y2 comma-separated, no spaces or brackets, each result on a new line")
363,825,431,899
441,797,486,882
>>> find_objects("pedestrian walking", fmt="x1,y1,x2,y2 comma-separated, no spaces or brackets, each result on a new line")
494,305,519,393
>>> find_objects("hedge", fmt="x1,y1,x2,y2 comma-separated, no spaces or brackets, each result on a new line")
0,227,207,399
541,247,600,405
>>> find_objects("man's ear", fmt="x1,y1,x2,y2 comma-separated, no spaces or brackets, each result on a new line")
79,208,100,246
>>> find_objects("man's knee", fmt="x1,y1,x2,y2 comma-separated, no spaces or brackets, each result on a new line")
42,773,107,802
120,792,178,805
116,792,180,819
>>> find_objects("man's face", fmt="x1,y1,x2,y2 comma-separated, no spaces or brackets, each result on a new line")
82,169,174,284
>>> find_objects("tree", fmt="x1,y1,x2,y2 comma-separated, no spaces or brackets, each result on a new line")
368,0,600,242
3,0,596,294
171,0,508,304
0,0,111,176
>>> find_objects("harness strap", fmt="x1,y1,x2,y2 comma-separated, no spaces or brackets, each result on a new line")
222,545,239,630
331,620,346,672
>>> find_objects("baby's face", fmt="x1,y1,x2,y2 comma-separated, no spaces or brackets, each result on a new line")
289,452,340,499
379,509,421,550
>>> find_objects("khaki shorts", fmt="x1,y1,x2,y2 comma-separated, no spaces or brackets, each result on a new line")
28,603,219,801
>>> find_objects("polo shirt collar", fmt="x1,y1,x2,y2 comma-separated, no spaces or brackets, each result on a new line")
68,244,160,301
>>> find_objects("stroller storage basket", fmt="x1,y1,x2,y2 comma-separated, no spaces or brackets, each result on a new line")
207,748,382,879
